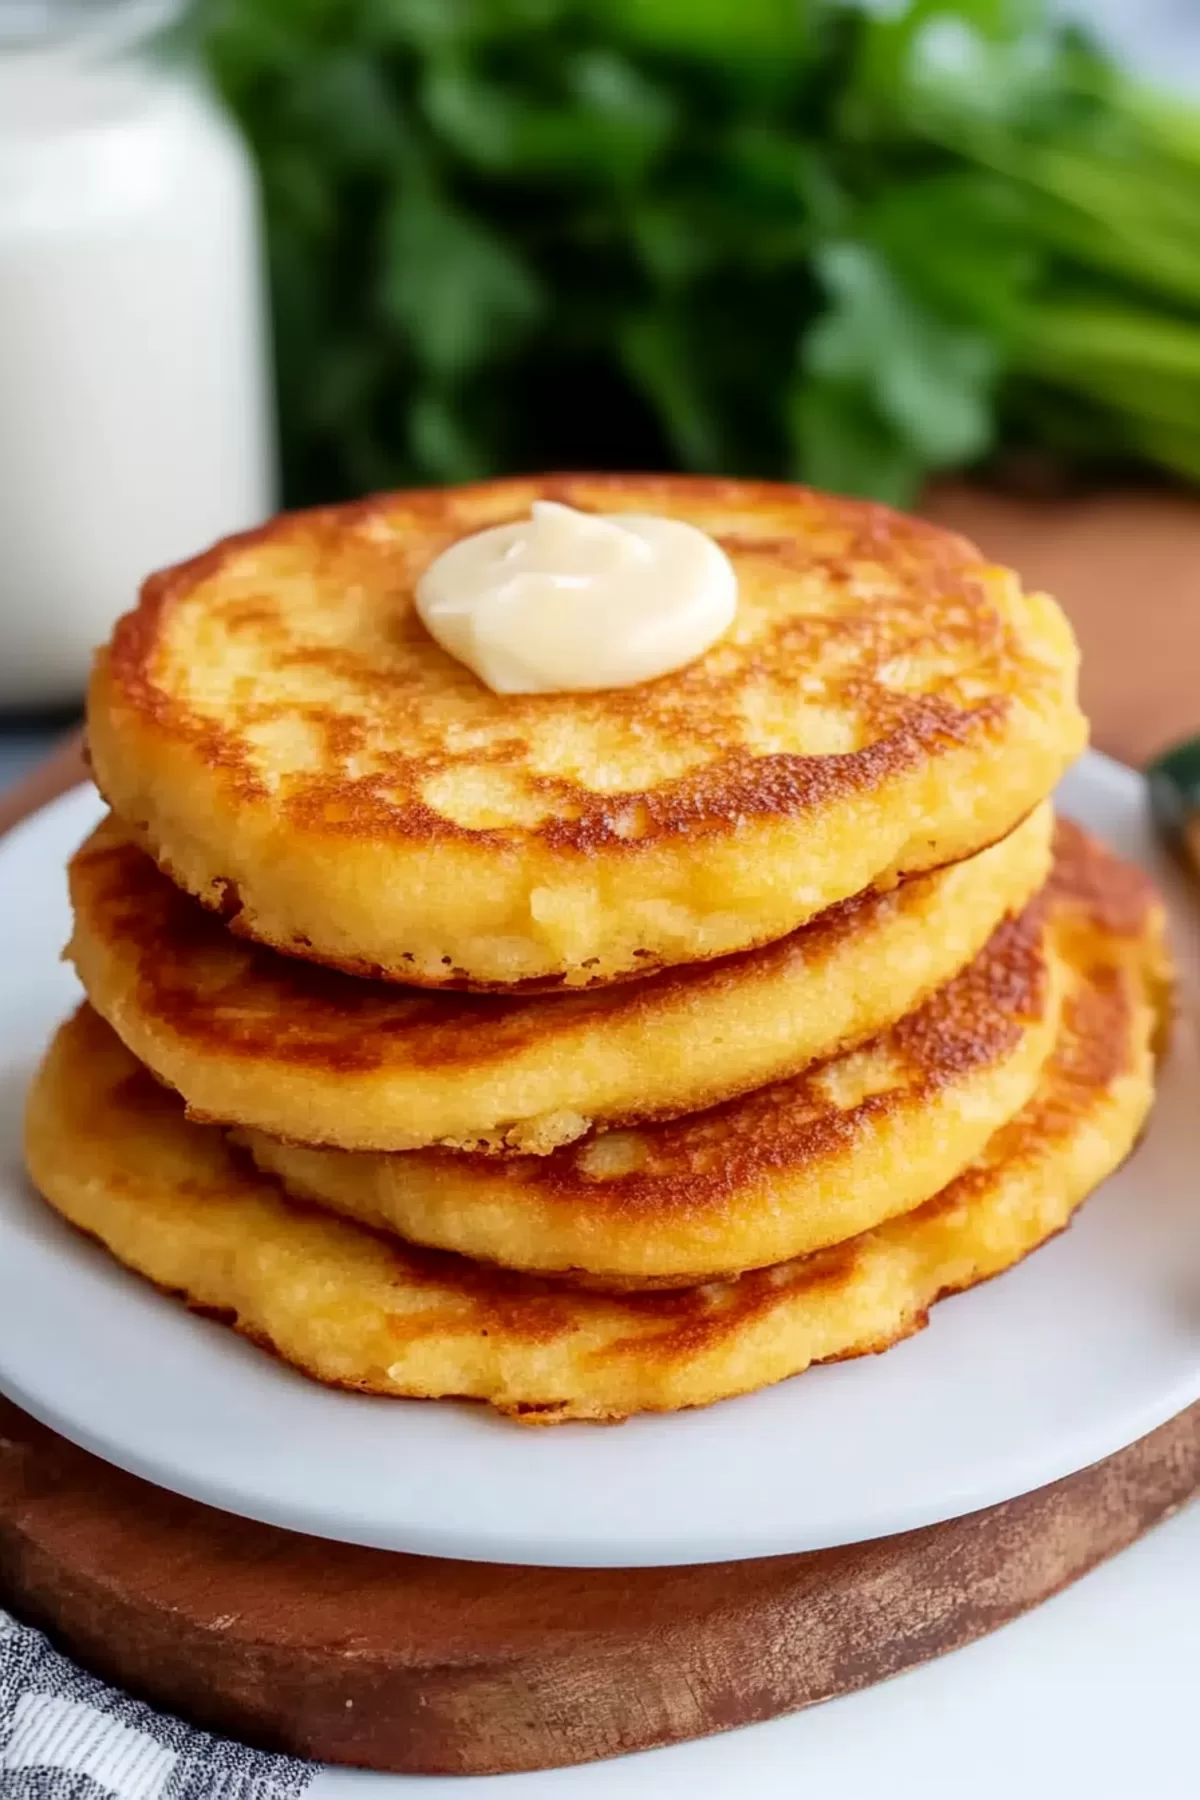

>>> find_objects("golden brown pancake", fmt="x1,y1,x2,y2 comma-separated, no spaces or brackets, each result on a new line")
68,805,1052,1154
229,823,1165,1284
87,475,1086,988
23,883,1163,1420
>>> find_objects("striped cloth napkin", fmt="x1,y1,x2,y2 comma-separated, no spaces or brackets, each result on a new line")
0,1610,313,1799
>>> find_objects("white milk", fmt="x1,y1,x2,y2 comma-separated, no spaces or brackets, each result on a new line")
0,2,275,705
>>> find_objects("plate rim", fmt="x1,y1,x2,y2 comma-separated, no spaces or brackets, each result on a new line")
0,750,1197,1568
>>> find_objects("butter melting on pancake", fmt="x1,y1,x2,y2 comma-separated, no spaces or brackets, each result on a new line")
87,474,1086,988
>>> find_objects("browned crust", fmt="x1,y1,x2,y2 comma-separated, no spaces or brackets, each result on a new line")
72,822,1151,1240
67,809,1039,1083
73,827,1052,1215
47,900,1151,1418
499,896,1051,1223
28,800,1166,1427
190,808,1047,998
100,473,1041,862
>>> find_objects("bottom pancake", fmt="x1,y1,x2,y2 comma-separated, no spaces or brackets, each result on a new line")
25,928,1163,1421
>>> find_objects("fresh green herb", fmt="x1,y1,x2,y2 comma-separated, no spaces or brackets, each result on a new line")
198,0,1200,506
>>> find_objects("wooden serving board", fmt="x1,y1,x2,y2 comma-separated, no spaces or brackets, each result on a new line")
2,1396,1199,1777
1,489,1198,1776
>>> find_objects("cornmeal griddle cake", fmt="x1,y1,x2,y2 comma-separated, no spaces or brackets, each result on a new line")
229,823,1161,1285
24,826,1166,1420
68,805,1052,1155
87,476,1086,989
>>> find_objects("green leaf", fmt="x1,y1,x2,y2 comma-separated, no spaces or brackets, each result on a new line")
517,53,676,182
627,202,712,286
422,49,674,183
788,377,924,506
308,340,389,433
1020,300,1200,383
849,0,1063,138
804,242,998,465
260,148,336,242
362,0,497,53
590,0,809,69
380,191,543,380
407,390,491,482
864,172,1035,338
881,330,996,465
1015,156,1200,311
618,310,725,468
1125,416,1200,484
419,61,521,169
202,0,1200,509
281,50,412,173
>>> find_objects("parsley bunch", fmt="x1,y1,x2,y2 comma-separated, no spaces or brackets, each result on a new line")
201,0,1200,505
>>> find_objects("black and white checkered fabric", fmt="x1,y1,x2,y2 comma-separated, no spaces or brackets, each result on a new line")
0,1611,313,1800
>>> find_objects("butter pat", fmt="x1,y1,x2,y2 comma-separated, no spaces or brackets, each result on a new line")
414,500,737,694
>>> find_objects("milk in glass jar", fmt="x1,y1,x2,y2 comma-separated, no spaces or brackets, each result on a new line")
0,0,275,705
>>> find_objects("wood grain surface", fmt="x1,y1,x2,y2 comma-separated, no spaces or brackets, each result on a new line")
0,491,1197,1776
2,1397,1198,1777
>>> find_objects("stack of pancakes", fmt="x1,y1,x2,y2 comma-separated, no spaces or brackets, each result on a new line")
25,477,1171,1422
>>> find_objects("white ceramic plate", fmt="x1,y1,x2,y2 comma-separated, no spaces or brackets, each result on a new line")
0,752,1197,1569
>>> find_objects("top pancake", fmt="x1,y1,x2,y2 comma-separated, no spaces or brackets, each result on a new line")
88,475,1086,988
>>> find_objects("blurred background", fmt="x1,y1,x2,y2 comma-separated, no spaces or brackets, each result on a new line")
206,0,1200,509
2,0,1200,756
205,0,1200,508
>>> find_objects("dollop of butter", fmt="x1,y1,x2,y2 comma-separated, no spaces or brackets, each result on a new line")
414,500,737,694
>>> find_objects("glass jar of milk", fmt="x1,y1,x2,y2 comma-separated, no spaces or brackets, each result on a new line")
0,0,275,707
